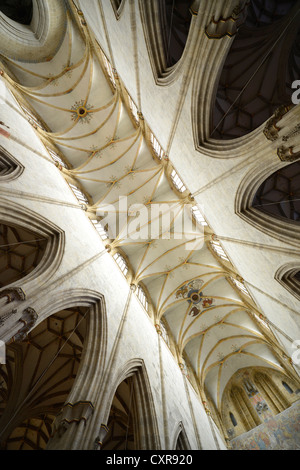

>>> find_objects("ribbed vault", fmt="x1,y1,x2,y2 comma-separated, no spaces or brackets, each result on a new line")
0,1,297,441
252,161,300,222
0,306,87,449
212,0,300,140
0,222,47,289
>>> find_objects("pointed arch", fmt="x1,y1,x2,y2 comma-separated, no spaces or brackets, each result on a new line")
102,358,161,450
0,0,67,62
0,221,47,289
0,306,87,449
171,421,191,450
0,146,24,182
138,0,196,84
192,1,300,154
210,1,299,141
252,161,300,223
110,0,126,20
0,290,107,450
0,0,33,25
0,198,65,291
275,262,300,301
38,289,108,383
235,162,300,247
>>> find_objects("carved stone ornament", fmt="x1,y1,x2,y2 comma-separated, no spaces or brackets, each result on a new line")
243,378,258,397
9,307,38,343
205,1,250,39
282,123,300,142
255,401,269,415
179,361,189,378
0,287,26,304
51,401,94,439
263,104,293,141
57,421,70,438
189,0,200,15
202,400,211,416
277,146,300,163
94,423,109,450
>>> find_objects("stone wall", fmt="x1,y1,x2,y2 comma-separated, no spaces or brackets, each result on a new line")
78,0,300,359
0,77,226,450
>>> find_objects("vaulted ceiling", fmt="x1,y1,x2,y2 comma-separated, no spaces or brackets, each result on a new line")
0,0,294,414
0,306,86,449
212,0,299,139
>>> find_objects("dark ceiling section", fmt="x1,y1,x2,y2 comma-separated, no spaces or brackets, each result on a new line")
101,378,135,450
0,0,33,25
245,0,295,28
252,162,300,222
287,28,300,92
0,154,17,176
0,307,87,450
0,223,47,289
159,0,193,68
294,271,300,281
211,0,300,140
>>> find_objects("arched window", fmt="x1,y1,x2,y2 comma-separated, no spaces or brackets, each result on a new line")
192,205,207,227
230,277,251,298
252,161,300,223
211,0,299,140
170,168,187,193
68,182,89,206
127,94,139,125
46,146,68,169
210,238,229,262
20,104,47,131
150,132,164,160
98,45,117,89
229,411,237,427
91,219,109,241
0,306,88,449
160,320,169,346
136,284,149,312
0,0,33,25
113,252,129,277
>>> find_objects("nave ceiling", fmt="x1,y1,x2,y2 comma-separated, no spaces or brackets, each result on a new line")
0,0,298,414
